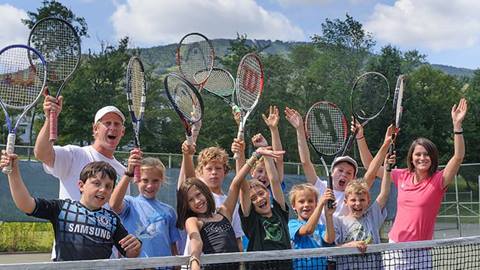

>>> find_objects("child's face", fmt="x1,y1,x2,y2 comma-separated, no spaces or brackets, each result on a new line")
137,167,163,199
345,192,370,219
78,173,114,210
251,163,268,187
249,185,272,216
331,162,355,192
199,161,225,192
187,186,208,214
292,190,317,221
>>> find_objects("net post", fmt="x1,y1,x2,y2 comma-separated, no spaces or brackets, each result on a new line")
454,174,462,236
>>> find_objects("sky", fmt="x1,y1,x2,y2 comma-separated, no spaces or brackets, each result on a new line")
0,0,479,69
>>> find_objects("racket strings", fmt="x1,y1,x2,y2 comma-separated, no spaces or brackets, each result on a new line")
199,68,234,96
167,78,202,122
237,56,262,109
352,73,389,120
178,35,214,85
30,19,80,82
306,104,347,156
0,47,45,108
127,60,146,119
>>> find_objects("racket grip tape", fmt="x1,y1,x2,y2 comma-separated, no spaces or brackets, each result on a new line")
327,176,334,209
2,133,16,174
49,109,58,142
233,128,245,160
186,135,194,146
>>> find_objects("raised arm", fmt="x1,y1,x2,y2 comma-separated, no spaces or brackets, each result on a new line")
363,125,394,188
263,105,284,182
285,107,318,184
377,153,395,209
109,149,142,213
353,119,383,179
1,151,36,214
297,189,332,236
231,138,246,174
34,93,63,167
177,141,196,190
443,98,467,188
323,190,336,244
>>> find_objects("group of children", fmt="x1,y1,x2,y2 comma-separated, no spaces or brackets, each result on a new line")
1,105,401,269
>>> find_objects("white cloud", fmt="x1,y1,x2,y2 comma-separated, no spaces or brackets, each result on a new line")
0,4,29,49
365,0,480,51
110,0,305,46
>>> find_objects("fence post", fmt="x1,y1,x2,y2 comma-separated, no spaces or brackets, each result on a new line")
168,154,172,169
454,175,462,236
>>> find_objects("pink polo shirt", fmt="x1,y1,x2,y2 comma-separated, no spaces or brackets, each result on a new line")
388,168,446,242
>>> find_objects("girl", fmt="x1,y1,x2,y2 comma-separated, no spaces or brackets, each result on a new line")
177,146,284,270
288,184,336,269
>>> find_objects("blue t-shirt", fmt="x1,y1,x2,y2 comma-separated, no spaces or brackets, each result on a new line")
288,219,333,270
119,195,180,257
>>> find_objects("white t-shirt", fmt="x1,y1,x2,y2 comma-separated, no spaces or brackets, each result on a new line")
314,177,348,224
43,145,127,200
182,192,245,255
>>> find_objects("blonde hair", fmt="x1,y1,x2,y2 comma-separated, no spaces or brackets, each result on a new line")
248,178,268,191
141,157,166,185
250,156,265,172
288,183,319,206
195,146,230,175
344,179,369,199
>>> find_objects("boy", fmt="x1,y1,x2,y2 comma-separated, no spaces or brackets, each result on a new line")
334,134,395,269
1,153,141,261
110,155,180,258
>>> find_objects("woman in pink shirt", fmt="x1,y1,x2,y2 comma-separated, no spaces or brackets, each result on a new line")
353,98,467,267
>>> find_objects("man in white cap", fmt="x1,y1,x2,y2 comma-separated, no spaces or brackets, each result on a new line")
34,96,129,201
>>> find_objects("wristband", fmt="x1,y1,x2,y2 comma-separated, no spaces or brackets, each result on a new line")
454,129,463,135
124,171,134,177
246,156,257,168
189,255,200,266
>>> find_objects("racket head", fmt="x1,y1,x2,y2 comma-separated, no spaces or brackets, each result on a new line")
235,53,264,111
393,74,405,128
164,73,204,132
28,17,81,85
350,71,389,122
0,44,47,111
304,101,348,157
126,56,146,124
176,32,214,87
198,67,235,97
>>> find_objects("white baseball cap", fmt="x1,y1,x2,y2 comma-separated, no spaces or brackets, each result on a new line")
331,156,358,177
94,106,125,123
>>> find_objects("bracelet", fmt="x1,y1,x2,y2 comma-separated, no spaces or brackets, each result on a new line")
252,151,262,160
246,156,257,168
356,136,365,140
188,255,200,266
454,129,463,135
124,171,134,177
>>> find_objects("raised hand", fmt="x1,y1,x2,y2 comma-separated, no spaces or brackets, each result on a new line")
127,148,143,183
256,147,285,159
451,98,467,128
351,117,364,139
43,89,63,118
262,105,280,129
285,107,303,129
231,138,245,155
252,133,268,148
181,140,196,156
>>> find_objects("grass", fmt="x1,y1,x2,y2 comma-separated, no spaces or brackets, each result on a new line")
0,222,53,252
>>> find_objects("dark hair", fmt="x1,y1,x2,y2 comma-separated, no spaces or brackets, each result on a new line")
176,178,215,230
79,161,117,187
406,138,438,176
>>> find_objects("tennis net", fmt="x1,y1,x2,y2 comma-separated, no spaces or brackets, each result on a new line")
0,236,479,269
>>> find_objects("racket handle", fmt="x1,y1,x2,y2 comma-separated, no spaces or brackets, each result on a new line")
386,144,395,172
49,109,58,142
133,147,141,183
327,175,334,209
2,133,16,174
186,135,194,146
233,128,245,160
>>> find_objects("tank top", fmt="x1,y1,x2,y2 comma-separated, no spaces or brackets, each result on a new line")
200,213,239,254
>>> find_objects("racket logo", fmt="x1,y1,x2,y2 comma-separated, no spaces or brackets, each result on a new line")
314,109,339,143
242,66,260,93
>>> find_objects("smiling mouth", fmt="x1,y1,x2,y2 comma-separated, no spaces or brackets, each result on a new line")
107,135,117,140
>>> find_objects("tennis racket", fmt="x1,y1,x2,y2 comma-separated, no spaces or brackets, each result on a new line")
233,53,264,159
386,74,405,171
176,32,214,89
126,56,146,182
305,101,348,208
341,71,389,156
195,67,239,111
164,73,204,145
0,44,47,173
28,17,81,142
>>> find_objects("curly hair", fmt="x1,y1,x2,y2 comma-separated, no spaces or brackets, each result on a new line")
344,179,370,200
195,146,231,175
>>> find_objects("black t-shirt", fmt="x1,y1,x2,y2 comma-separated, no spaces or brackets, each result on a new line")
28,198,129,261
240,199,291,251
